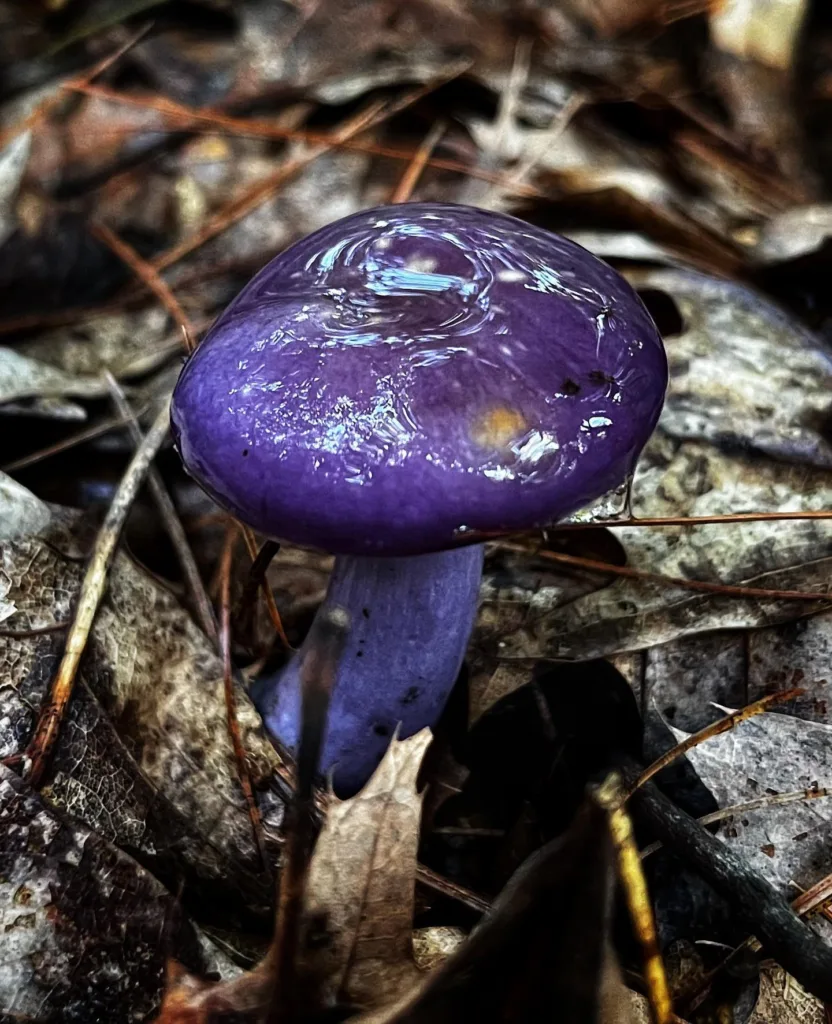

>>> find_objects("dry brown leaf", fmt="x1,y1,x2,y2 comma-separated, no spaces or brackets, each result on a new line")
0,344,106,407
747,966,826,1022
710,0,808,71
351,799,620,1024
298,730,431,1011
0,474,283,913
0,763,226,1021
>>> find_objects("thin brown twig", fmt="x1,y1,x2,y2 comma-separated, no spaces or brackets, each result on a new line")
240,527,291,651
218,524,268,873
91,222,196,351
498,542,832,604
596,775,673,1024
104,373,217,645
640,787,831,860
629,688,804,795
23,398,172,788
389,119,447,203
414,863,491,915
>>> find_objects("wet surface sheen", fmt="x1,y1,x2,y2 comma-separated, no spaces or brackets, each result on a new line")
172,203,667,554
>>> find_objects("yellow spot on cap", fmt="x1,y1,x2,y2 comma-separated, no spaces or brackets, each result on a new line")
471,406,528,451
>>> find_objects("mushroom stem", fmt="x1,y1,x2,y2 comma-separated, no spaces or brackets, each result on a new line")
252,544,485,796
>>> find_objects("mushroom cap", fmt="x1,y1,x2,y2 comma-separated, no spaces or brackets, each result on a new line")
172,203,667,555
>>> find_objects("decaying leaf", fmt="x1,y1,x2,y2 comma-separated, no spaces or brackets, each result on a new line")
0,131,29,246
747,966,826,1023
752,203,832,264
0,763,214,1022
354,799,623,1024
710,0,808,71
471,433,832,718
0,474,283,913
17,307,178,379
632,268,832,467
298,730,432,1011
663,708,832,903
0,344,107,407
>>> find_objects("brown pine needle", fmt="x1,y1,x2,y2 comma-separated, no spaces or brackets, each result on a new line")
91,222,196,351
390,119,446,203
556,510,832,529
240,526,291,651
0,24,151,149
498,542,832,604
152,80,445,275
219,525,268,873
23,398,172,788
104,373,217,645
596,774,673,1024
629,688,805,796
66,80,546,202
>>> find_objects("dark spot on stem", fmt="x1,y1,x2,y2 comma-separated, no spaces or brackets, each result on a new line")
362,608,370,619
374,724,390,737
242,449,249,457
402,686,419,705
562,378,580,396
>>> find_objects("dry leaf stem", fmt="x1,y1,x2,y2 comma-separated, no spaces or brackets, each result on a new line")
390,119,447,203
23,398,172,788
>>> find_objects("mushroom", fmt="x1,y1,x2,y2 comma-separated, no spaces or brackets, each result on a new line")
171,202,667,795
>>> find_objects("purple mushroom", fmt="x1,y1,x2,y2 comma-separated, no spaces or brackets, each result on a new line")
171,202,667,795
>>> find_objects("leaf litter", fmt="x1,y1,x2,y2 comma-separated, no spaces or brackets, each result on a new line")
3,1,832,1021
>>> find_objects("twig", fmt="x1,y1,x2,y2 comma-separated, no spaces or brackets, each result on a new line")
264,606,350,1024
498,542,832,604
91,222,196,351
629,688,804,794
622,759,832,1004
104,373,217,645
23,399,172,788
389,119,446,203
596,775,673,1024
640,787,831,860
240,528,291,651
219,525,268,873
415,863,491,915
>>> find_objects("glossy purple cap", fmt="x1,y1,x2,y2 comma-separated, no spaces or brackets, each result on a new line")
172,203,667,555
